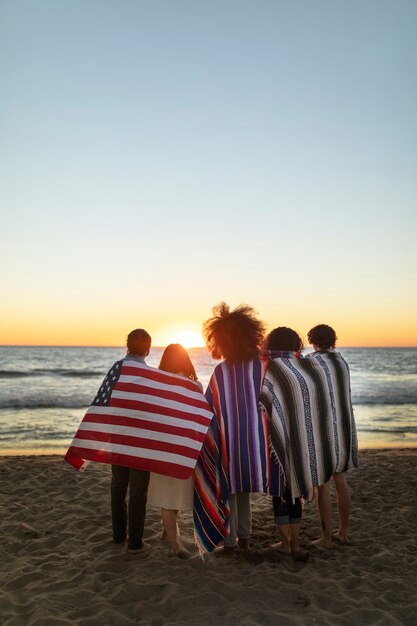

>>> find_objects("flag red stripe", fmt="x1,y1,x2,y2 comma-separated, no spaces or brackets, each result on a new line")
84,412,207,442
74,429,200,459
67,446,193,479
109,398,211,426
64,450,85,470
114,381,209,411
66,362,213,477
121,365,200,393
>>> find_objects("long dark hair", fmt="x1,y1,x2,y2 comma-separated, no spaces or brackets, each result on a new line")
203,302,266,363
158,343,197,380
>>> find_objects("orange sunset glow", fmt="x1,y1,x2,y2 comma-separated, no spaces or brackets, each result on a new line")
1,2,416,351
2,311,417,348
165,331,205,349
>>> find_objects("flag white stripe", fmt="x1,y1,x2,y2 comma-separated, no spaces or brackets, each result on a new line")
78,421,201,450
85,405,209,433
71,438,195,467
118,374,204,401
110,390,212,418
122,360,190,382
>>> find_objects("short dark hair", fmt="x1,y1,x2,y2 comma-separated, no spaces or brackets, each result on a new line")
126,328,151,356
203,302,266,363
266,327,304,352
158,344,197,380
307,324,337,349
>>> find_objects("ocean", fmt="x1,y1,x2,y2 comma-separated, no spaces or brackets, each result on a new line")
0,346,416,453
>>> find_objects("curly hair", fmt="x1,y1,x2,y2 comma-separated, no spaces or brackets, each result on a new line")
158,343,197,380
266,327,304,352
307,324,337,349
203,302,266,363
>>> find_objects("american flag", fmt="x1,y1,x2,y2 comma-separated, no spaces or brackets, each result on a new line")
65,359,213,478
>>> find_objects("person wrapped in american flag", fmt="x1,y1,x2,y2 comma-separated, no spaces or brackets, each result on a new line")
147,343,204,558
65,329,213,554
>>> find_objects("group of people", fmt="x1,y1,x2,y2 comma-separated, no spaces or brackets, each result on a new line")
101,303,357,560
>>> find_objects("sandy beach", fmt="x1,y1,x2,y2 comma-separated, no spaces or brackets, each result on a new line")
1,449,416,626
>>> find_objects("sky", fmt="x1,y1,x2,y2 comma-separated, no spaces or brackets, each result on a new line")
1,0,416,347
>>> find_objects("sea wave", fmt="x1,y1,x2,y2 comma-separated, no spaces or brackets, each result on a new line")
0,430,74,440
353,398,417,405
0,399,90,409
357,426,417,434
0,371,35,378
0,369,101,379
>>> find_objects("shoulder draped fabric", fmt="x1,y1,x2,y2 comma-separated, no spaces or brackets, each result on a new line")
65,359,213,478
305,350,358,472
259,351,358,499
193,359,284,552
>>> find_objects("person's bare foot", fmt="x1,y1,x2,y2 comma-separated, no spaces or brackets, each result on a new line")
127,542,151,554
168,548,188,559
312,537,333,550
271,541,292,555
332,532,351,545
215,546,236,558
292,550,310,562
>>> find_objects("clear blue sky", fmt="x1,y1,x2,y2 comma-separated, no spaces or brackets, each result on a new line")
1,1,416,346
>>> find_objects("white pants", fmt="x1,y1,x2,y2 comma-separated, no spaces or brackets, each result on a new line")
224,492,252,547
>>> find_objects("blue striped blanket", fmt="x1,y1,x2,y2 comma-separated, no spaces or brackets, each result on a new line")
193,359,284,552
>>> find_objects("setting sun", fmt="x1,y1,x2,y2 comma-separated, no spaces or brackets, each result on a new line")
167,330,205,349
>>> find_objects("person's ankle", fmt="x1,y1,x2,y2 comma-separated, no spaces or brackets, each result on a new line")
237,537,250,551
280,538,291,550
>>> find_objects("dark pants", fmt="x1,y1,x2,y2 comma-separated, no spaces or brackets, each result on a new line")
111,465,150,550
272,490,302,525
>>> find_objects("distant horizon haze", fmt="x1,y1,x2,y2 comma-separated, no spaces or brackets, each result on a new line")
1,343,417,350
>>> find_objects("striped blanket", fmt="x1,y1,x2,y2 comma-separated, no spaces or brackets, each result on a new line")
193,359,284,552
259,351,358,499
193,410,230,552
65,358,213,478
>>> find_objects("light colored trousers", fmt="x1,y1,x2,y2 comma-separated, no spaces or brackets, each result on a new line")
223,492,252,547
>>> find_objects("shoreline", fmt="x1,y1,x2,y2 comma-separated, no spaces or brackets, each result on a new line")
2,441,417,457
1,449,416,625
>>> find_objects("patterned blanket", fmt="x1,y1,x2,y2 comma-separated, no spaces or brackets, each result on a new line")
65,358,213,478
193,359,284,552
259,351,358,498
193,411,231,552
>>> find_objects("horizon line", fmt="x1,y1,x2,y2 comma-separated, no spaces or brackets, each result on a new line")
1,344,417,350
